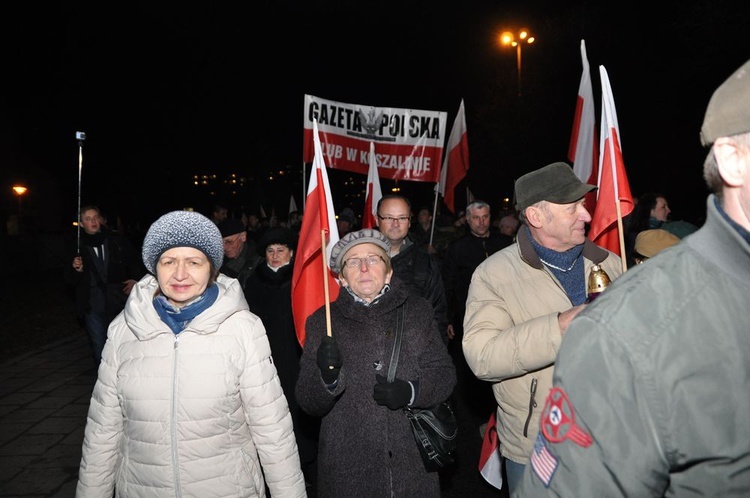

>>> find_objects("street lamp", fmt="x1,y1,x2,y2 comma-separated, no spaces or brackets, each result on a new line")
12,185,28,215
12,185,28,233
499,29,535,96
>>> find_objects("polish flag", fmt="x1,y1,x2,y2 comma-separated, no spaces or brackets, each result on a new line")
568,39,599,214
362,141,383,229
291,120,341,346
437,99,469,214
588,66,634,263
478,410,503,490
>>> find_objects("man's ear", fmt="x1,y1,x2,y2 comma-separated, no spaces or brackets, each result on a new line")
525,206,543,229
714,138,746,188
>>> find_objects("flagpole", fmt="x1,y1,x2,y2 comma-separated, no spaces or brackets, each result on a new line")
302,161,307,212
616,204,627,271
75,131,86,254
429,188,439,247
320,229,333,337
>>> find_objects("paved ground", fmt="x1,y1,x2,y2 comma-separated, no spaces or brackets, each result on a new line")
0,335,96,497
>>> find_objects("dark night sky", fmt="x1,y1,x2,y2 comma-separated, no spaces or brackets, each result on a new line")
1,0,748,230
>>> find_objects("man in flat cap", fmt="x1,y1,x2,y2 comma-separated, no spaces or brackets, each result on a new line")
217,218,261,289
518,60,750,496
462,161,623,494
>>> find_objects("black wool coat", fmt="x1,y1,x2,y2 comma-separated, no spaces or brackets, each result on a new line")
63,228,145,321
244,261,319,466
296,280,456,498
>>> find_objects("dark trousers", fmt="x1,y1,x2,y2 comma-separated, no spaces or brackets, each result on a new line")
84,311,108,366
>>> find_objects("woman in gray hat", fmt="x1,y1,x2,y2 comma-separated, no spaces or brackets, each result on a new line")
295,228,456,497
76,211,305,498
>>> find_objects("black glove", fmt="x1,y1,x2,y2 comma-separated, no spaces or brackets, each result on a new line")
316,336,342,384
373,374,412,410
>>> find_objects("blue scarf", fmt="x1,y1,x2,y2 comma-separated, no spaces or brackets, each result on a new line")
527,228,586,305
153,284,219,334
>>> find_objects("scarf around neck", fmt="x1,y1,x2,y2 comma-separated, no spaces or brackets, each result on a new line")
528,228,586,305
153,283,219,334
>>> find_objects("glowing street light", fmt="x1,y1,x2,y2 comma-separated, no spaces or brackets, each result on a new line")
12,185,27,214
499,29,535,96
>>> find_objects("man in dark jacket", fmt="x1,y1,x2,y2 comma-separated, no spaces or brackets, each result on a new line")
64,205,145,366
376,195,448,345
442,201,513,421
217,218,262,289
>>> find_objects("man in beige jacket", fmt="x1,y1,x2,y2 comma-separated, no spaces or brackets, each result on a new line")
462,162,623,494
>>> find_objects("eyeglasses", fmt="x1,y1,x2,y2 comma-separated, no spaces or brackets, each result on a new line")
377,215,409,223
343,255,384,269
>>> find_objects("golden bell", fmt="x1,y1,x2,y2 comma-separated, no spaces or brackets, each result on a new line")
587,264,612,302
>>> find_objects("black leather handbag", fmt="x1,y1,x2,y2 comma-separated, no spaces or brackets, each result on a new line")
388,305,458,472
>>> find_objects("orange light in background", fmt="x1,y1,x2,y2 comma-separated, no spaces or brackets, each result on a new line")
497,28,536,97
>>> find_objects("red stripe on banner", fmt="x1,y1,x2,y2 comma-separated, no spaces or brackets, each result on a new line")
302,128,442,183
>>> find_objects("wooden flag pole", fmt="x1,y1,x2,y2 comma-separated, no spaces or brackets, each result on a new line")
615,200,628,273
321,229,333,337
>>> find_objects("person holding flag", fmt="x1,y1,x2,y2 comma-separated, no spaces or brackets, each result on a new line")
517,59,750,497
462,162,622,494
295,229,456,497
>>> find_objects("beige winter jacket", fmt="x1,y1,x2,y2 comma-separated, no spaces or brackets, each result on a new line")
462,228,622,464
76,274,306,497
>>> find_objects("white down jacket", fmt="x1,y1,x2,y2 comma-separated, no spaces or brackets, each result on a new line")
76,274,306,497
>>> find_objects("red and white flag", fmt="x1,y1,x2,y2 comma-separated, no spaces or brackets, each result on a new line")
437,99,469,214
362,141,383,229
291,119,341,347
568,39,599,214
478,410,503,490
588,66,634,261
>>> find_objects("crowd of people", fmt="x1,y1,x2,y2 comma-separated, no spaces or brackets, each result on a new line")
67,58,749,497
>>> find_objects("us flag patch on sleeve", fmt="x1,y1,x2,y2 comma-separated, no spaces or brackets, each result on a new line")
530,433,558,486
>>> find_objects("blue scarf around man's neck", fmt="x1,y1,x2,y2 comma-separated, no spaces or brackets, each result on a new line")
527,227,586,305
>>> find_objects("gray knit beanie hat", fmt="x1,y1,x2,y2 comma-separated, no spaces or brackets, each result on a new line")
329,228,390,274
142,210,224,274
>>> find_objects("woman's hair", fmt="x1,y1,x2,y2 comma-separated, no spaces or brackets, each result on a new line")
626,192,665,235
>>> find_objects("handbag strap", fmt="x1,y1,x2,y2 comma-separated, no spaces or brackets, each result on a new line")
387,304,405,382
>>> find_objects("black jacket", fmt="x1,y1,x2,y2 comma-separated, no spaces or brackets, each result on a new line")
391,239,449,345
442,231,513,326
63,228,145,320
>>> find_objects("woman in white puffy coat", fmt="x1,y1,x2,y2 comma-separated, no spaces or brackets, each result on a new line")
76,211,306,498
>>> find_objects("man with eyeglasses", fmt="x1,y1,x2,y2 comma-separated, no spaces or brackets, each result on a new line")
376,195,448,345
217,218,261,289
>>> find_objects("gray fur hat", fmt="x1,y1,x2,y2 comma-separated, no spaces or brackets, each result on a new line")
329,228,390,274
142,210,224,274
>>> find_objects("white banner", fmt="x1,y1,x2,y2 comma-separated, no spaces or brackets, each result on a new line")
302,94,447,183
